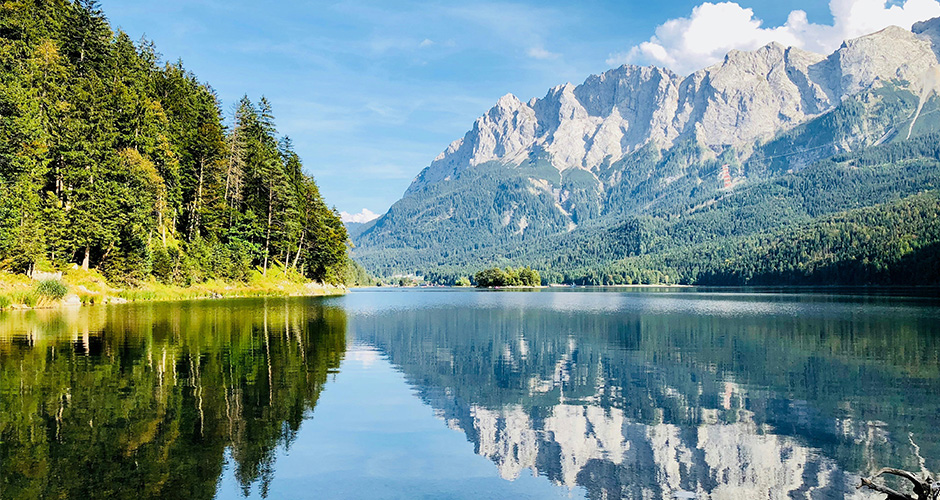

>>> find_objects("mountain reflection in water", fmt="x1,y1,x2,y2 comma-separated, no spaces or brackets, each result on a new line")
1,289,938,499
347,289,940,499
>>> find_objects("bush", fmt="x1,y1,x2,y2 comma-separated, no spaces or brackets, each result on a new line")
36,279,68,299
0,295,10,309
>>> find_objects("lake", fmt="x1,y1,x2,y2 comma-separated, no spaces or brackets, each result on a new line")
1,288,939,499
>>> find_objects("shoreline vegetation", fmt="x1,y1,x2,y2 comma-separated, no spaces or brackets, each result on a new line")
0,265,345,310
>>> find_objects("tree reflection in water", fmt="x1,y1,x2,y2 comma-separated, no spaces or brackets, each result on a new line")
0,298,346,500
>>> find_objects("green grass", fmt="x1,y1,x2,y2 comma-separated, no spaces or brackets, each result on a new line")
0,264,345,308
36,280,68,299
11,291,38,307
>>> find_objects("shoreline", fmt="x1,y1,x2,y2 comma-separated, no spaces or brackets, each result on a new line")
0,269,347,311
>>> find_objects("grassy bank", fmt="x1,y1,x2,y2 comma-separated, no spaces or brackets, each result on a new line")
0,266,346,310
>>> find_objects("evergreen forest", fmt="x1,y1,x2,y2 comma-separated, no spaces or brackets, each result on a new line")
0,0,350,286
358,132,940,286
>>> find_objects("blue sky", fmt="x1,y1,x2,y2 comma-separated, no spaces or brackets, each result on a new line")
101,0,936,220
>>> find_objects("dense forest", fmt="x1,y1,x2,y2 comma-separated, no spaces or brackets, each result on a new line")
0,0,349,285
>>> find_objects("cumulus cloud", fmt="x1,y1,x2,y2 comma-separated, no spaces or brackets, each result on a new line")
609,0,940,75
340,208,381,224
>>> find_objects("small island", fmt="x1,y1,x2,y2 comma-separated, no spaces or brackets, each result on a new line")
474,266,541,288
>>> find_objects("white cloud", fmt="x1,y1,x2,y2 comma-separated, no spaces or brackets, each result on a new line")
526,46,560,59
340,208,381,224
610,0,940,75
419,38,435,48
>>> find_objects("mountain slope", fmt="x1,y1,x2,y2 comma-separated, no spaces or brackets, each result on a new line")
354,18,940,283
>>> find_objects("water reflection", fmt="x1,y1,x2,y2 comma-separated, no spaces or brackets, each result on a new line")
0,298,346,500
1,290,938,499
348,290,940,499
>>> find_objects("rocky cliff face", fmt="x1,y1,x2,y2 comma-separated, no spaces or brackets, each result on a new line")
406,19,940,195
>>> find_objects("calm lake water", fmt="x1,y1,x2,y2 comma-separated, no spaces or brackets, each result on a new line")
1,288,939,499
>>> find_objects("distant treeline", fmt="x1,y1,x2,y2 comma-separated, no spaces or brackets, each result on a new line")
0,0,350,284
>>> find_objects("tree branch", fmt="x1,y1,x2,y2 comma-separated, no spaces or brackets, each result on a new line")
858,467,939,500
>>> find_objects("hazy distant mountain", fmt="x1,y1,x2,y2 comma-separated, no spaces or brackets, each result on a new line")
353,18,940,283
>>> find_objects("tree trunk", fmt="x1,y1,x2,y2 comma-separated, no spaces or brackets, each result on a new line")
291,231,304,270
81,245,90,270
189,157,205,240
55,156,63,197
859,467,939,500
262,183,273,276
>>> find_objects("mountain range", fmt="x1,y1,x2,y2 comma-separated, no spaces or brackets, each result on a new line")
351,18,940,285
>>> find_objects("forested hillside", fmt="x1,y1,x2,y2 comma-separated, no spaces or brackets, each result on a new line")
0,0,349,285
388,135,940,286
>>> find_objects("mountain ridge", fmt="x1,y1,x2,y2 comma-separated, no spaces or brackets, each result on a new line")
355,17,940,283
406,19,940,196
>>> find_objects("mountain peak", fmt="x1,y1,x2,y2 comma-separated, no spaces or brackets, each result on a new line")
405,21,940,195
495,93,523,110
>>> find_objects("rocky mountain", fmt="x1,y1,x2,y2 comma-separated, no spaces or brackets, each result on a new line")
353,18,940,281
409,22,939,192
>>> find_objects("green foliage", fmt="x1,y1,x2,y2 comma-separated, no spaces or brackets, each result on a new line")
343,258,374,286
0,1,349,286
0,295,10,309
455,276,471,287
35,279,67,299
690,193,940,286
474,266,540,287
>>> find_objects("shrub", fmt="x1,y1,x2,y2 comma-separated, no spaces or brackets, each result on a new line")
0,295,10,309
36,280,68,299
